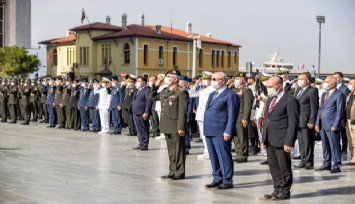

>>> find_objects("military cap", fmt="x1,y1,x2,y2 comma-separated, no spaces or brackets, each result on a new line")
201,71,213,79
101,77,110,83
165,69,181,76
111,76,119,81
157,74,165,80
227,75,233,80
179,75,188,81
126,74,137,82
277,68,289,75
81,77,88,83
314,78,324,85
90,79,99,83
234,72,246,78
259,74,271,81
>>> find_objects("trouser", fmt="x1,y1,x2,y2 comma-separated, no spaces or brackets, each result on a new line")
123,108,136,134
346,120,355,163
266,143,293,195
197,121,208,155
99,109,110,133
64,106,72,128
47,104,57,126
30,102,38,121
297,127,315,166
89,107,100,131
9,104,17,122
0,101,7,121
339,125,348,151
206,135,233,185
111,107,122,133
320,128,341,169
21,102,31,123
41,103,48,122
133,114,150,148
165,133,186,177
234,122,249,160
56,105,65,127
71,107,81,129
248,121,260,152
150,110,160,136
18,102,24,119
79,107,89,130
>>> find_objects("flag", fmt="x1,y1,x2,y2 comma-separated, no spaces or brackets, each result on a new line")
81,9,86,23
301,64,305,70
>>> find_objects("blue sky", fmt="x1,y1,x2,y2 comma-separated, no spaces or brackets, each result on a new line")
31,0,355,74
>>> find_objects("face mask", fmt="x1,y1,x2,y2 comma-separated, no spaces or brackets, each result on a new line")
164,77,172,86
49,81,54,86
72,84,77,88
322,82,329,91
148,81,153,88
93,84,99,89
23,83,28,87
11,83,15,86
42,82,47,86
267,87,278,97
297,80,305,88
56,81,61,86
126,82,132,87
101,83,106,88
202,79,209,86
112,82,117,87
211,80,219,89
120,82,125,86
135,82,142,89
81,83,86,88
248,85,255,91
348,84,354,92
65,82,70,87
1,82,5,85
234,80,241,88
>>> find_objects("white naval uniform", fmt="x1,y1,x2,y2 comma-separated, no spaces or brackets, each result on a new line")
97,87,111,134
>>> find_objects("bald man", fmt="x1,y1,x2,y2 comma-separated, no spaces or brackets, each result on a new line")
261,76,299,200
315,76,346,173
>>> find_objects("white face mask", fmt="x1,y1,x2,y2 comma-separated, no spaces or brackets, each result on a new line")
126,82,132,87
101,83,106,88
164,77,172,86
267,87,278,97
112,82,117,87
322,82,329,91
81,83,86,88
348,84,354,92
31,83,35,86
49,81,54,86
148,81,153,88
1,82,5,85
202,79,209,86
23,83,28,87
234,80,241,88
11,83,15,86
211,80,219,90
135,82,142,89
297,80,305,88
72,84,77,88
42,82,47,86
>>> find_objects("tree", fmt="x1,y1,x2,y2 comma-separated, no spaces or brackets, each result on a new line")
0,46,41,77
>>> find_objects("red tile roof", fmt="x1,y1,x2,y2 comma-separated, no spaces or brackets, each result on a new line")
70,22,122,32
92,24,191,42
38,35,76,45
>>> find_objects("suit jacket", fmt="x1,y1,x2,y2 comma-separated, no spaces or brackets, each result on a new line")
122,87,136,110
86,88,99,108
45,85,56,105
131,86,152,115
53,85,63,106
78,87,89,108
262,92,299,148
203,87,239,136
295,86,319,128
109,86,124,109
315,89,346,131
338,83,351,96
232,87,253,123
347,92,355,124
150,85,189,134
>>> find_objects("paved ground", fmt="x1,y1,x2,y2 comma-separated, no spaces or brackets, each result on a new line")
0,122,355,204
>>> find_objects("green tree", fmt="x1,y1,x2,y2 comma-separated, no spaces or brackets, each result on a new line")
0,46,41,77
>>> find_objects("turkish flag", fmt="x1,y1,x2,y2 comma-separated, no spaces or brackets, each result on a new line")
81,9,86,23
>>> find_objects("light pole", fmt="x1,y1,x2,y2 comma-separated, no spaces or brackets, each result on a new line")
316,15,325,78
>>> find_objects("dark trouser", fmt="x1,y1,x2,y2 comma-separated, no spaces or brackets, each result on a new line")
30,102,38,121
320,128,341,169
41,103,48,122
266,143,293,195
47,104,57,126
9,104,17,122
89,107,100,131
18,102,24,120
297,127,315,166
0,101,7,121
185,120,192,150
65,106,72,128
150,110,160,136
111,108,122,132
206,135,234,184
339,125,348,151
123,108,136,134
133,115,150,148
248,121,260,153
21,103,31,123
165,133,186,178
56,105,65,127
71,107,81,129
234,122,249,160
79,107,89,130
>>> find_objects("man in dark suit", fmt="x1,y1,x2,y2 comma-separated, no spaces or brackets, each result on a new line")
315,76,346,173
87,79,100,132
122,75,137,136
294,72,319,170
132,76,152,150
345,78,355,165
78,78,90,131
69,80,81,130
54,77,64,128
262,76,299,200
204,71,240,190
150,69,189,180
333,72,351,155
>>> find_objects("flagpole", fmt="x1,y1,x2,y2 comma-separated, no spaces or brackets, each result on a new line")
82,8,91,25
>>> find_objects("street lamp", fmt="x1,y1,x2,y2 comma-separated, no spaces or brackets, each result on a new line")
316,15,325,78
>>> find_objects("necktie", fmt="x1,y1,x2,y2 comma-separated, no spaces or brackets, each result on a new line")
323,91,330,105
296,89,304,99
212,91,218,101
268,96,278,116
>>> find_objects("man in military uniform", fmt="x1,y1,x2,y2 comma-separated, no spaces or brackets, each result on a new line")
20,79,32,125
46,77,57,128
109,76,124,135
150,69,189,180
232,72,254,163
8,79,19,124
54,77,65,128
122,75,137,136
0,78,9,122
39,79,49,123
78,78,90,131
17,79,25,121
61,78,72,129
30,79,40,122
87,79,101,132
69,80,81,130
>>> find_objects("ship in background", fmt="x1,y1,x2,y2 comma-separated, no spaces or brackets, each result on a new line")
261,52,294,74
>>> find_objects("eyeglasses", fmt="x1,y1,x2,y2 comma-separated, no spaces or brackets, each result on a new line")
212,78,223,81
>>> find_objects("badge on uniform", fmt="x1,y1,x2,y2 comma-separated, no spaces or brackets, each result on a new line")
169,101,173,106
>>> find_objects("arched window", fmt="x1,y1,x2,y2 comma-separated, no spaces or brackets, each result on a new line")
53,49,58,66
124,43,130,64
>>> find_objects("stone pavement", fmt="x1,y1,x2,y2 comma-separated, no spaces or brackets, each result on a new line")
0,122,354,204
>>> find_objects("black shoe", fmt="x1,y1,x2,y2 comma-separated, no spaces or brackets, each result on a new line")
39,120,46,123
216,183,233,190
273,192,290,200
264,189,279,199
132,146,141,150
1,120,6,123
292,155,301,160
205,181,222,189
8,120,17,124
330,168,341,173
31,119,37,122
194,138,203,143
57,125,64,129
305,165,314,170
260,160,268,165
111,132,121,135
186,150,190,155
74,128,80,131
161,175,174,179
140,147,148,151
81,128,89,132
171,176,185,180
47,125,55,128
315,166,331,171
235,158,248,163
341,149,347,155
294,163,306,169
21,122,29,125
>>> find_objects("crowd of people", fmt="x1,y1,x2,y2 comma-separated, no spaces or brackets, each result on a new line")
0,69,354,200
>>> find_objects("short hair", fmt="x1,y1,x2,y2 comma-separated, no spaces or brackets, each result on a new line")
350,77,355,81
248,76,256,82
300,72,311,81
137,76,147,83
333,72,344,78
149,76,157,80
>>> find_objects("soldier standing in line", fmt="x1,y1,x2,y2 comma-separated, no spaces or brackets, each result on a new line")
109,76,124,135
78,78,90,131
0,78,9,122
46,77,57,128
69,80,81,130
61,79,72,129
122,75,137,136
39,79,49,123
8,79,18,124
87,79,101,132
54,77,65,129
30,79,39,122
20,79,32,125
17,79,24,121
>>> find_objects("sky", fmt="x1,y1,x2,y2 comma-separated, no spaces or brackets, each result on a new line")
31,0,355,74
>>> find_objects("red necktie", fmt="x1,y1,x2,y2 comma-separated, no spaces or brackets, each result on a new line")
268,96,278,116
323,91,330,105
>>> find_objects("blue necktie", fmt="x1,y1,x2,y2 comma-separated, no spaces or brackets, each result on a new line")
296,89,304,99
212,91,218,100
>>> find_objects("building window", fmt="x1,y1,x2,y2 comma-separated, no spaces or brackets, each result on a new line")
67,47,75,67
173,47,178,66
198,49,203,68
158,45,164,60
102,44,111,66
221,51,225,68
80,47,89,66
228,51,231,67
216,50,220,67
234,51,237,64
124,43,130,64
53,49,58,66
143,44,148,65
211,50,215,67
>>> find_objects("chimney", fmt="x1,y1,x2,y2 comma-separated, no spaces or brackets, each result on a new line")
106,15,111,25
186,21,192,34
156,25,161,34
122,13,128,30
140,13,145,26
